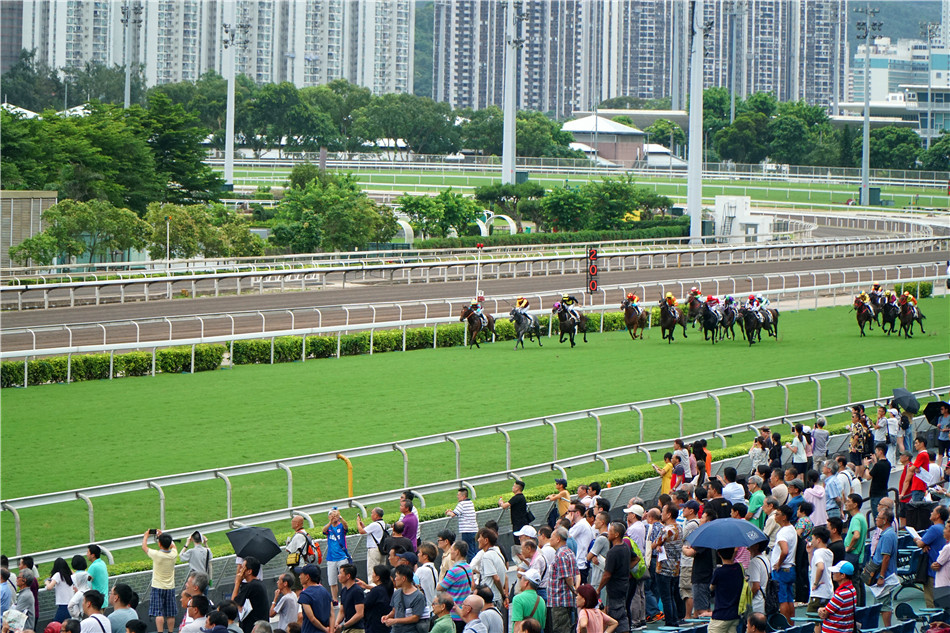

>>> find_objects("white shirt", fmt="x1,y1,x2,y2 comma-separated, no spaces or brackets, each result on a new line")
626,520,646,550
929,463,943,487
886,415,900,438
540,544,556,590
50,572,73,605
809,548,834,600
723,482,745,505
363,520,386,551
181,617,208,633
770,525,798,570
836,471,852,498
80,614,112,633
873,417,888,442
569,520,594,570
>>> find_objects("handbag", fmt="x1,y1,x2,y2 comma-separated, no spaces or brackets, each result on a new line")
861,559,882,586
286,551,301,566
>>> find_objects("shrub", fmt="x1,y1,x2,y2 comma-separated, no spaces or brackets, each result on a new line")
340,333,370,356
414,220,688,249
72,354,112,381
372,329,402,353
26,359,53,386
436,324,466,348
894,282,933,299
157,347,191,374
306,335,335,359
194,344,226,371
273,337,303,363
1,361,24,387
117,351,153,377
231,339,271,365
405,327,434,350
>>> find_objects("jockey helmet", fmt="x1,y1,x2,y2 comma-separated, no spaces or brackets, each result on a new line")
903,291,911,296
517,296,525,302
627,293,635,300
562,293,570,300
666,292,673,298
885,290,892,296
748,294,756,301
471,300,478,306
690,286,699,293
553,301,561,310
873,282,880,289
706,295,714,303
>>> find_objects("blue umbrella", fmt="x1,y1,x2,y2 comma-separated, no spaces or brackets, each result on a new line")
686,518,768,549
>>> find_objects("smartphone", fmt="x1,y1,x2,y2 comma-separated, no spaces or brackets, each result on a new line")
148,528,158,535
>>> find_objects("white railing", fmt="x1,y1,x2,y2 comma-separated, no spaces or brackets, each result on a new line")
3,356,944,561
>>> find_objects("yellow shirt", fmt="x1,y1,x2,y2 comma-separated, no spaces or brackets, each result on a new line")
555,490,571,516
147,546,178,589
659,463,673,495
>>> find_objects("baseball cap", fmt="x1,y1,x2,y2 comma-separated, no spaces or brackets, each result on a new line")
788,479,805,491
298,564,321,580
518,568,542,586
554,478,568,487
513,525,538,538
685,500,701,512
396,552,418,566
830,561,854,575
623,504,645,517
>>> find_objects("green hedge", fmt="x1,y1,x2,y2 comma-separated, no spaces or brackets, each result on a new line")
894,282,933,299
1,308,669,388
414,221,688,249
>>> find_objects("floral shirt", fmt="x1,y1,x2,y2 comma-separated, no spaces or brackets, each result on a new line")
795,516,814,540
655,523,682,577
849,419,868,454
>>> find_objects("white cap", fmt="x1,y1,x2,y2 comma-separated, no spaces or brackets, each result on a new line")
623,504,645,517
513,525,538,538
802,425,812,433
518,568,542,586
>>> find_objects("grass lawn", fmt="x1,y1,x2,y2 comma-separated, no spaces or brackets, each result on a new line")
2,299,948,561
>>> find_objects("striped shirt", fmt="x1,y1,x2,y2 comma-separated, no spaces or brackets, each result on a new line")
453,500,478,533
548,546,579,608
437,562,473,621
820,579,856,633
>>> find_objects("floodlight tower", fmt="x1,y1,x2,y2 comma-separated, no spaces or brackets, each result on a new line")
501,1,524,185
854,4,882,205
223,4,251,187
686,0,709,244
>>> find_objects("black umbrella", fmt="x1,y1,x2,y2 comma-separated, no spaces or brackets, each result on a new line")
924,401,950,425
892,388,920,415
226,526,282,564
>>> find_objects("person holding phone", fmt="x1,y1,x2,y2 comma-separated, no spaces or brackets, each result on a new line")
179,532,212,582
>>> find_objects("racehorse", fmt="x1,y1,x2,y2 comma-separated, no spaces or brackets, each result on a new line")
853,298,875,337
459,305,496,348
720,304,738,341
621,299,649,341
685,295,704,327
868,294,883,326
552,302,588,347
509,309,543,350
658,300,688,344
898,302,926,339
880,302,899,335
762,308,780,338
739,306,762,346
700,304,721,344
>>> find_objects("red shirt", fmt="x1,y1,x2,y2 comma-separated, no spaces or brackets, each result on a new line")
899,464,912,501
912,450,931,492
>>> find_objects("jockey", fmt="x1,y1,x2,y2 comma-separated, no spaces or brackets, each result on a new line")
858,291,870,305
884,290,898,306
625,292,640,309
513,296,530,318
755,294,772,325
723,295,737,310
688,286,702,302
561,293,582,323
869,283,884,303
471,296,487,326
664,292,678,310
706,294,722,324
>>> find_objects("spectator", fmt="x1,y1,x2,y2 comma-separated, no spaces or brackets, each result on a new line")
596,522,630,632
17,557,38,610
1,568,14,619
430,593,457,633
813,420,830,461
250,622,271,633
912,437,932,502
285,516,316,572
335,564,364,633
436,541,474,627
576,485,593,509
653,504,683,627
803,470,827,527
269,574,299,632
547,527,578,633
418,543,441,611
769,470,788,506
652,453,674,495
566,502,594,585
107,584,139,633
769,433,783,468
357,508,388,574
795,501,814,540
181,595,211,633
458,595,487,633
85,546,108,596
511,570,546,633
179,531,212,580
897,452,914,525
721,468,744,505
142,530,178,633
398,499,418,553
15,570,36,632
843,494,867,607
770,505,798,622
436,530,456,582
298,565,332,633
786,480,804,515
746,477,766,529
45,557,74,623
362,566,394,633
826,518,846,565
473,529,508,608
203,612,229,633
914,506,949,608
79,590,110,633
762,497,781,548
808,527,834,613
499,480,531,534
66,556,91,620
850,406,870,465
231,557,269,633
678,501,702,619
747,613,768,633
324,508,351,605
787,425,809,472
886,408,902,463
704,481,732,519
709,548,743,633
382,522,414,558
747,541,769,614
586,513,611,592
748,438,768,475
937,403,950,469
474,586,502,633
447,488,479,562
575,584,618,633
822,461,844,520
217,600,241,633
818,562,857,633
870,508,899,626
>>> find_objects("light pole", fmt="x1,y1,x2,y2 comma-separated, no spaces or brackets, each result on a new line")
922,22,941,149
686,0,708,244
223,6,250,188
120,2,142,109
855,4,882,206
501,0,523,186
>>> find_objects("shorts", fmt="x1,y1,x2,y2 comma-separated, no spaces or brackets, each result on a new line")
939,439,950,454
148,587,177,617
327,559,344,586
692,583,711,612
807,598,829,613
771,567,796,604
875,583,896,612
707,619,739,633
679,567,693,600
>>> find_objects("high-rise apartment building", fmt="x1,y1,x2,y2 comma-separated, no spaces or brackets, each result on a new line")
9,0,413,95
432,0,848,117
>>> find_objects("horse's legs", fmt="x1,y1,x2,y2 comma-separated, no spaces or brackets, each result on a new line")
919,318,926,334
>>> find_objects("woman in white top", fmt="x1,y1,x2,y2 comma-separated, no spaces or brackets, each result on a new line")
786,425,809,469
45,557,74,622
68,554,91,619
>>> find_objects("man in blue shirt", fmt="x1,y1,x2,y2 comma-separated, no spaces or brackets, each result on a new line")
915,506,949,608
299,565,332,633
0,568,13,617
871,509,899,627
823,462,844,520
323,509,350,607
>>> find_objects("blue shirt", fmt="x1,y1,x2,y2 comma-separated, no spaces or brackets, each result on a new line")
325,522,348,562
299,584,333,633
922,523,947,578
939,415,950,441
824,475,843,512
0,580,12,616
787,494,803,515
872,528,898,577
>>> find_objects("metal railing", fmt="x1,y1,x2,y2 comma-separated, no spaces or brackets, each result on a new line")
2,263,940,352
5,379,945,563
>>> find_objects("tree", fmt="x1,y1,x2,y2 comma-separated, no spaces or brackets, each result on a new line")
598,96,671,110
852,126,922,170
433,189,481,237
0,50,66,112
742,92,778,118
644,119,686,149
144,92,223,204
517,111,580,157
768,116,810,165
920,131,950,171
288,162,323,190
539,186,589,232
474,181,546,231
302,79,374,154
461,106,504,155
777,100,829,127
695,87,731,137
73,60,146,106
713,112,770,164
145,202,213,260
611,115,637,127
396,194,444,237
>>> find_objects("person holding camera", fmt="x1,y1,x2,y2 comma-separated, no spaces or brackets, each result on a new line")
142,530,178,633
179,531,212,582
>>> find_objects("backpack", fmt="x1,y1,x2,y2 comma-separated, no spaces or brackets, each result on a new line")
623,537,647,580
289,530,322,566
738,564,753,617
375,521,392,555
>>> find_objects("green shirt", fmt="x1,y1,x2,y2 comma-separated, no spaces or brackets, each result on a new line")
430,615,456,633
845,512,868,564
510,589,546,629
747,490,766,529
